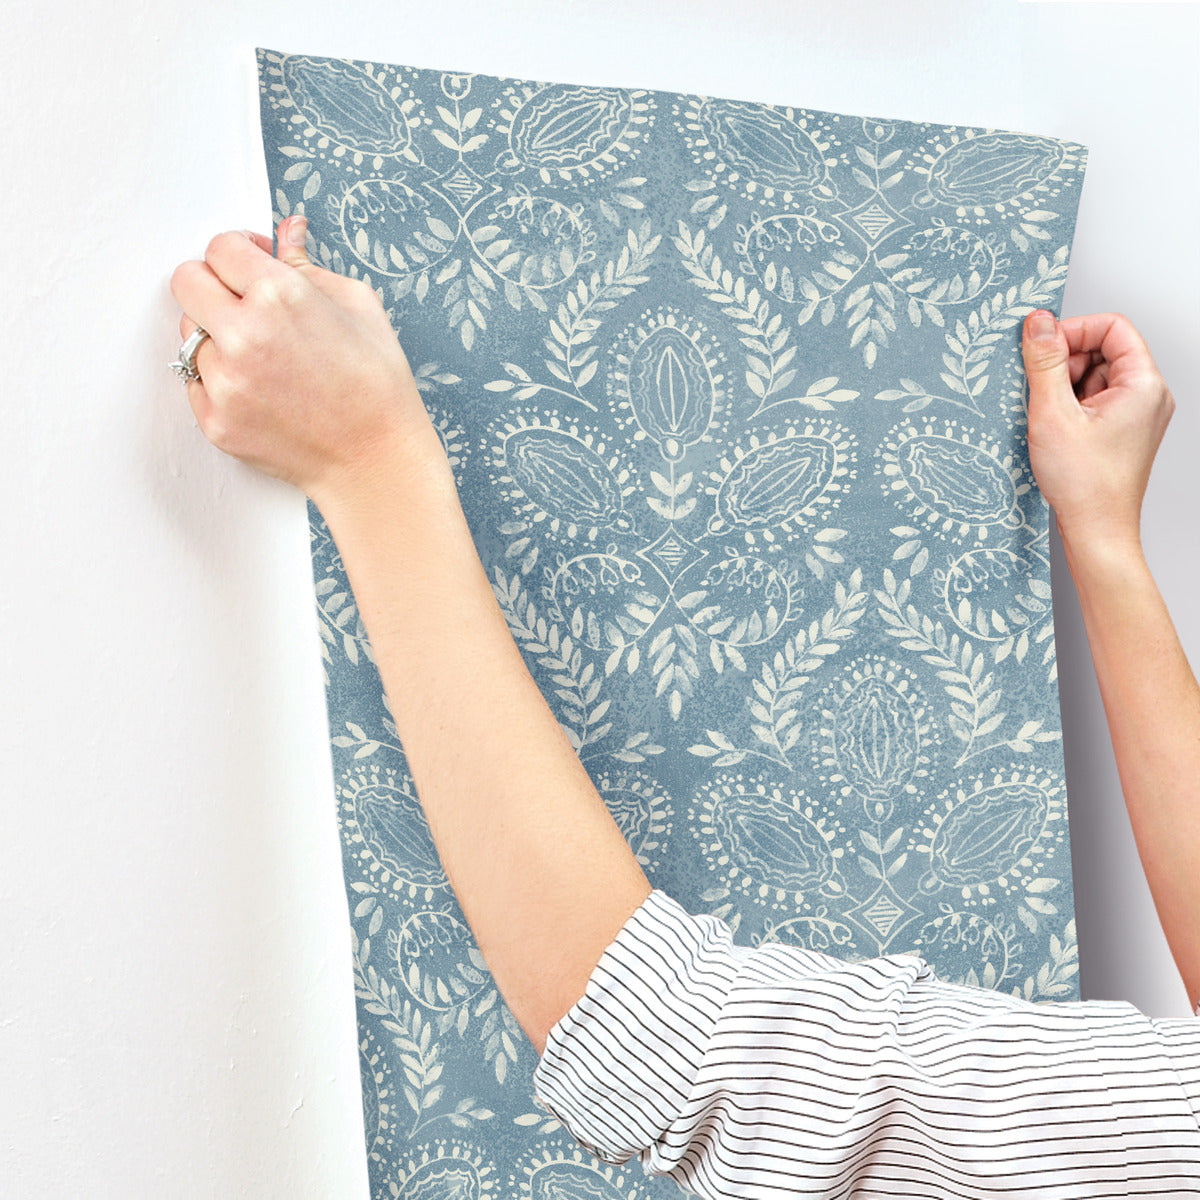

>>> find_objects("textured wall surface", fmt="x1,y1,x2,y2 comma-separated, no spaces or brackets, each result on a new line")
1,3,1197,1198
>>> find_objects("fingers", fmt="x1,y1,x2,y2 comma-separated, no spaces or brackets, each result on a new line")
1021,310,1075,415
1058,312,1159,386
171,221,316,445
1023,310,1165,420
203,229,289,297
1059,311,1150,357
245,230,275,256
170,259,238,338
173,313,216,430
172,220,312,357
275,215,311,268
271,216,379,313
1067,348,1102,386
1024,311,1129,419
1076,360,1111,402
201,218,337,316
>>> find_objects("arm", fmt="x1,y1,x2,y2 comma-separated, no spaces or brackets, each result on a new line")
319,440,651,1052
1022,310,1200,1010
170,220,649,1052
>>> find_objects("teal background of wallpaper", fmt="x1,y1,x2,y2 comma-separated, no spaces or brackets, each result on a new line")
258,47,1086,1198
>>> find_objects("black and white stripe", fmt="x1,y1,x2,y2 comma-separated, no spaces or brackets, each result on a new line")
534,890,1200,1198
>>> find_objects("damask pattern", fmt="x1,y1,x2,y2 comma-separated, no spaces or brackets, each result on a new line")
257,48,1087,1199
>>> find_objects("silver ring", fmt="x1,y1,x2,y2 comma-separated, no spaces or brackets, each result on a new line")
169,327,210,384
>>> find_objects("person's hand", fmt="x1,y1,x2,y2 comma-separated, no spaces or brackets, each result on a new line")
1021,309,1175,555
170,217,438,506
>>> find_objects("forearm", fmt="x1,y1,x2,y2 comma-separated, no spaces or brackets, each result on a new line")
316,426,650,1053
1062,530,1200,1008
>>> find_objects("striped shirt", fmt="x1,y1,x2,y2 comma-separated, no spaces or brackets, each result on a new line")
533,889,1200,1197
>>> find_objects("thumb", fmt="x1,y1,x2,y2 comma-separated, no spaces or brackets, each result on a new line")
276,216,311,268
1021,309,1073,411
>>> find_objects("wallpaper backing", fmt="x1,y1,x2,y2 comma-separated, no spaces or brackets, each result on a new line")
257,47,1087,1199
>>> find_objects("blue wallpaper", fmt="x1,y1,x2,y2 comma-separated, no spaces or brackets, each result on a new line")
257,48,1086,1199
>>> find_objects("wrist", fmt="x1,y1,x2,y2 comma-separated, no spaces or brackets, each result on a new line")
1059,519,1148,585
312,416,461,537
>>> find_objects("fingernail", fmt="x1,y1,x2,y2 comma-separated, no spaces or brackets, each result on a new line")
287,216,308,247
1028,310,1056,340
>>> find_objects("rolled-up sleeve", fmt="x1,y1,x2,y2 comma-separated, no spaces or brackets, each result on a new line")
532,889,1200,1199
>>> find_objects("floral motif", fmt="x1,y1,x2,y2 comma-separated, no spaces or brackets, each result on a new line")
691,775,846,906
675,552,797,646
936,545,1049,642
338,763,448,899
877,420,1029,537
493,84,655,181
511,1146,649,1200
594,771,673,870
705,423,856,544
469,192,595,289
359,1030,397,1172
755,911,857,956
675,96,840,203
337,178,458,277
877,221,1005,307
545,550,663,650
490,415,636,538
911,131,1081,215
611,310,726,460
394,1142,497,1200
278,55,417,155
911,909,1016,989
391,910,488,1012
815,656,932,821
913,769,1068,903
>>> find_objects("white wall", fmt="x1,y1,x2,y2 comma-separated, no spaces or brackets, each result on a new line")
3,2,1196,1195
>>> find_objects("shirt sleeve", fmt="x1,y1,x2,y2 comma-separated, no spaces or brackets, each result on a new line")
532,889,1200,1199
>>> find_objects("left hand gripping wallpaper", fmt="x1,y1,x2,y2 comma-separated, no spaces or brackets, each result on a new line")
257,48,1087,1199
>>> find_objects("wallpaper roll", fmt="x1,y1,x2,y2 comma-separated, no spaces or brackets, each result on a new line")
257,48,1087,1199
